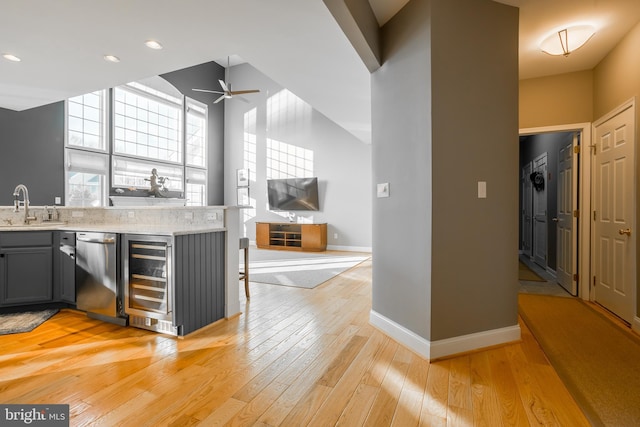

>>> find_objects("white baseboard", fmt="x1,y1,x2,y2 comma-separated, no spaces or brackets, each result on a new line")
370,310,521,360
545,267,557,278
326,244,372,252
633,316,640,335
247,241,371,253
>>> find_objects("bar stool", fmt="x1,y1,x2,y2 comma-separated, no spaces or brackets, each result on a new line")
239,237,250,298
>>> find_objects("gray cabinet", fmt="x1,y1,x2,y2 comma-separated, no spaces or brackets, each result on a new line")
57,231,76,303
0,231,53,306
124,231,225,336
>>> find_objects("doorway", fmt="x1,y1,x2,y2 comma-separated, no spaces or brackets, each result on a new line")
519,131,581,296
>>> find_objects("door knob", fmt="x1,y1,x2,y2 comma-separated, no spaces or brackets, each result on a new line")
619,228,632,236
552,218,559,222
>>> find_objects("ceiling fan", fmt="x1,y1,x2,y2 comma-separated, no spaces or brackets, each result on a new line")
192,56,260,104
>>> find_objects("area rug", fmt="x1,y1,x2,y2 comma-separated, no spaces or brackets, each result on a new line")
245,248,369,289
518,260,545,282
518,294,640,426
0,309,59,335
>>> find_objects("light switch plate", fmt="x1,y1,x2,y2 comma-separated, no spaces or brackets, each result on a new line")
377,183,390,198
478,181,487,199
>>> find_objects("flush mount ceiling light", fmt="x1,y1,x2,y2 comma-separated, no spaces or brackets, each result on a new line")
540,24,595,57
2,53,21,62
103,54,120,63
144,40,163,50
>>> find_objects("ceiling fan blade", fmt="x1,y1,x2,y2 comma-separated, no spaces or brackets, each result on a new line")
219,79,230,92
213,94,226,104
192,88,225,94
229,89,260,95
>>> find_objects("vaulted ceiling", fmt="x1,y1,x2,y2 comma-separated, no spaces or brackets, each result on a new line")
1,0,639,143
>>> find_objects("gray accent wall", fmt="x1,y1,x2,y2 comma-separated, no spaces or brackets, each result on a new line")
224,63,372,250
371,0,433,339
0,103,65,206
161,62,226,205
372,0,519,342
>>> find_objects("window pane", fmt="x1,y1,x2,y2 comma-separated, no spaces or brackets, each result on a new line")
112,156,184,191
68,101,82,117
67,90,106,151
113,85,182,163
65,149,108,207
186,183,205,206
186,167,206,206
186,99,207,168
67,172,105,207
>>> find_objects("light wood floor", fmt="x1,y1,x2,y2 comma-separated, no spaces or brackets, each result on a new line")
0,259,590,426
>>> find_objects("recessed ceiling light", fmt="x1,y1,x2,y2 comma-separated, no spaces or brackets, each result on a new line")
2,53,21,62
103,55,120,63
144,40,163,50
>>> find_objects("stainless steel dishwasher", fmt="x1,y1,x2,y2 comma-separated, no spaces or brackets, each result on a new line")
76,232,127,325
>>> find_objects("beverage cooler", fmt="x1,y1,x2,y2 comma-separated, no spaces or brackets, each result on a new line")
123,234,176,335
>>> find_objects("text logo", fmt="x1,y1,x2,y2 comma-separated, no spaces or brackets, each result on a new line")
0,405,69,426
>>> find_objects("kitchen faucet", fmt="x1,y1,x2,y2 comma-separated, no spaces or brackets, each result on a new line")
13,184,37,224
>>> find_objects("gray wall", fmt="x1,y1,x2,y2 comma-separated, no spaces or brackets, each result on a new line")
161,61,226,205
0,103,65,206
372,0,519,342
0,62,225,207
371,0,433,338
224,63,372,250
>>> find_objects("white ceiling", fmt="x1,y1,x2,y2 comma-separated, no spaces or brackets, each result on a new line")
1,0,639,144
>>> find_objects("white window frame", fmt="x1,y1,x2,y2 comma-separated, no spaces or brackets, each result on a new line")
64,84,210,207
112,83,184,164
64,90,109,206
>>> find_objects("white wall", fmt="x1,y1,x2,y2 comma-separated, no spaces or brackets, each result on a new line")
223,63,372,251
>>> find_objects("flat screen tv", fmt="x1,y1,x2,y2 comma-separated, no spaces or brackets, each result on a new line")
267,177,319,211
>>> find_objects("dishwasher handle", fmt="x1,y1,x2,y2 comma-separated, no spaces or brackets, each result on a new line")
59,245,75,258
77,236,116,244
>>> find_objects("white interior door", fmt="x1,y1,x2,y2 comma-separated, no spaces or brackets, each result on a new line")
594,104,636,322
533,153,548,269
522,162,533,258
556,134,578,295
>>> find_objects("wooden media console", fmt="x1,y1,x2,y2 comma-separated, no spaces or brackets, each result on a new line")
256,222,327,251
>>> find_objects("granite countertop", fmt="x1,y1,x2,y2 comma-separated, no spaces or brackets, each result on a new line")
0,222,226,236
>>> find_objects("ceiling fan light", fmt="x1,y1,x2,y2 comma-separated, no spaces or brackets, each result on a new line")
540,24,595,56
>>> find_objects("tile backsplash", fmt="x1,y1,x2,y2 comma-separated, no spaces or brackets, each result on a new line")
0,206,227,229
